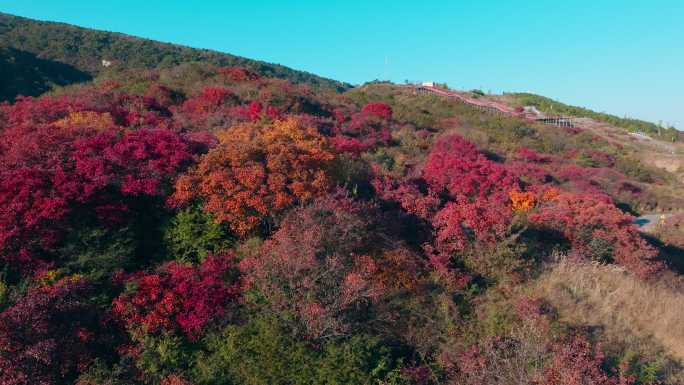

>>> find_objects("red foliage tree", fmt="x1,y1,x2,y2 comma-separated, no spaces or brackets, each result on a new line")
432,196,512,253
516,147,550,163
424,135,517,252
173,86,241,129
1,94,89,125
377,135,518,254
329,103,393,154
423,135,518,201
0,278,110,385
529,192,662,276
0,114,192,272
362,102,393,120
539,337,635,385
217,66,261,82
376,134,659,277
506,161,552,185
330,135,372,155
373,134,522,284
231,100,280,122
239,193,385,339
73,128,192,196
179,87,238,117
372,173,441,220
112,254,241,340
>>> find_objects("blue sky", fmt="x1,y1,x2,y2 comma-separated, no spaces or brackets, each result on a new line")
2,1,682,128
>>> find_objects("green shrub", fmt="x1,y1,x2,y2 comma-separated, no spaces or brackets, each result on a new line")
136,333,194,382
616,156,655,183
57,226,137,281
0,279,6,308
163,206,232,263
76,359,139,385
192,316,410,385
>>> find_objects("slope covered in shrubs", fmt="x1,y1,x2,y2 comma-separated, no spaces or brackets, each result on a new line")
507,92,682,141
1,64,683,384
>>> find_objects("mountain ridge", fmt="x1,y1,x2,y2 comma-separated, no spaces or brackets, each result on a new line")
0,12,351,101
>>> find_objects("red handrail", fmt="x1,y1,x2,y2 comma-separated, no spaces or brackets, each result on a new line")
419,85,521,116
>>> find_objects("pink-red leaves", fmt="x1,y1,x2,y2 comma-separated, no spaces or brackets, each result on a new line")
0,278,108,385
362,102,393,120
530,192,662,276
239,194,385,339
112,254,240,340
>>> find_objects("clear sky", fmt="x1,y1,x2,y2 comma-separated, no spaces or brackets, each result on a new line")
2,1,682,128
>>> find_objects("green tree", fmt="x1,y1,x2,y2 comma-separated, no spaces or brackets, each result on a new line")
192,316,410,385
163,206,232,263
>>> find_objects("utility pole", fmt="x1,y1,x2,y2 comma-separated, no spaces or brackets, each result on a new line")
658,120,663,137
384,56,389,81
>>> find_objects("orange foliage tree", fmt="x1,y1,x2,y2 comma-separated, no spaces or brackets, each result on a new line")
53,111,115,131
171,117,334,236
509,190,536,212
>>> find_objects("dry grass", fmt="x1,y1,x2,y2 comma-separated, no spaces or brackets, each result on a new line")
533,259,684,381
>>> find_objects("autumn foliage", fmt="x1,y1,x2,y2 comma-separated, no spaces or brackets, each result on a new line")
330,102,393,154
0,115,192,271
171,116,334,236
112,254,240,340
530,192,662,276
375,133,661,278
0,63,674,384
180,87,238,115
539,337,635,385
0,278,109,385
509,190,536,212
239,193,385,339
422,135,518,250
362,102,393,120
375,134,519,274
217,66,261,82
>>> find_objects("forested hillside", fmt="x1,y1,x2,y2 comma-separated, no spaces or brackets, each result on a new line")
1,61,684,384
0,12,350,101
2,13,684,385
0,46,92,101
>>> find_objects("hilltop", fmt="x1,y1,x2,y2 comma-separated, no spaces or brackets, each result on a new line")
0,12,350,101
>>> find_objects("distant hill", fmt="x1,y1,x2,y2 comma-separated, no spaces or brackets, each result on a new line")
0,12,350,101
